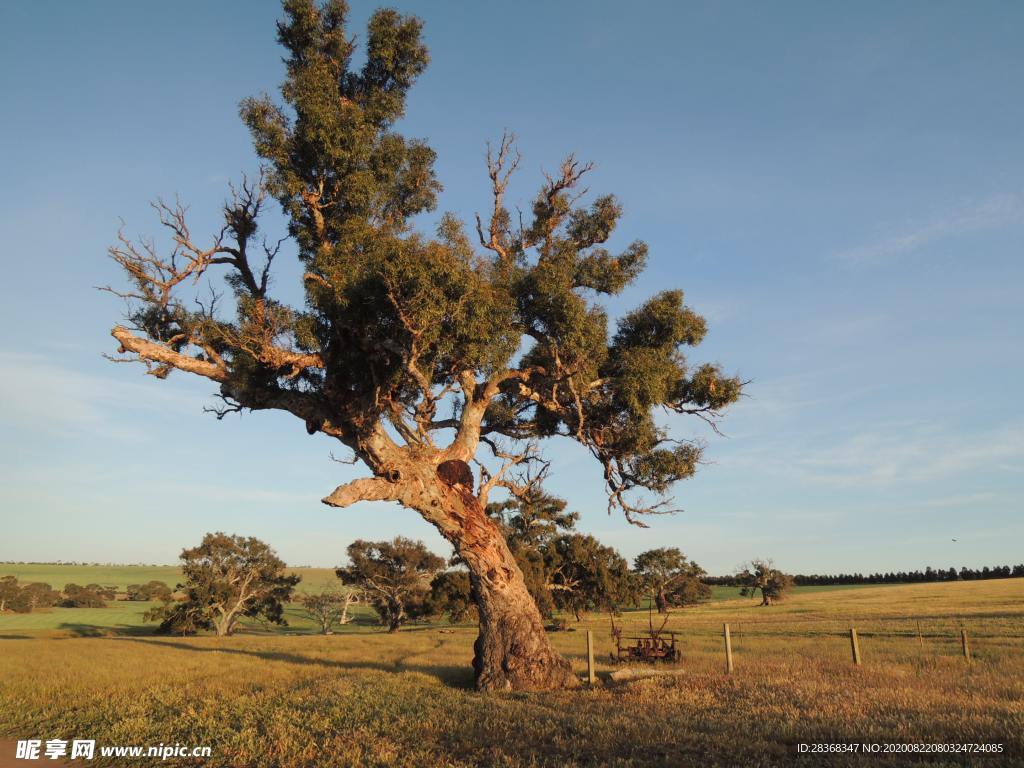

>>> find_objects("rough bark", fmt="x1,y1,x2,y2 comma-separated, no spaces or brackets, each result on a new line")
466,526,578,691
427,472,577,691
327,451,578,691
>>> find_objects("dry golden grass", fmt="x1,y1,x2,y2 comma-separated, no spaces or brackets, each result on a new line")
1,580,1021,766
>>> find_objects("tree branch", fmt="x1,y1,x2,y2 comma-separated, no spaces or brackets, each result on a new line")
321,477,402,509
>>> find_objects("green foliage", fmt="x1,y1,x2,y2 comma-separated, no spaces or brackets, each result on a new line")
149,533,300,635
298,588,359,634
426,570,476,624
336,538,445,631
633,548,710,612
61,584,109,608
7,582,61,613
486,493,581,619
546,534,636,620
125,580,173,601
737,559,794,606
0,575,18,612
108,0,742,529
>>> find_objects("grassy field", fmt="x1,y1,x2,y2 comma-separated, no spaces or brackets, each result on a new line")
0,564,342,595
0,564,885,638
0,561,892,638
1,579,1021,766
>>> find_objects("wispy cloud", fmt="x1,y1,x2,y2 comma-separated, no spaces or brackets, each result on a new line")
791,422,1024,489
836,194,1023,264
0,351,204,440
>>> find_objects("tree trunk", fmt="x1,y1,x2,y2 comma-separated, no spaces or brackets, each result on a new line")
469,552,578,691
412,474,578,691
655,588,669,614
336,444,578,691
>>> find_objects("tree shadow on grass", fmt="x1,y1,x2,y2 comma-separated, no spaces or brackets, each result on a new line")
120,637,476,689
0,634,31,640
56,623,157,638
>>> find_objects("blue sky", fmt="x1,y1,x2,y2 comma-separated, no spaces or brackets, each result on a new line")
1,1,1021,574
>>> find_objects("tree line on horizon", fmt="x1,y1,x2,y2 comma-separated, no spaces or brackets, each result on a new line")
705,563,1024,587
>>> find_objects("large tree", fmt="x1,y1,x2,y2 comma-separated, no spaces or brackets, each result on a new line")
104,0,742,690
149,532,301,636
633,548,710,613
336,538,444,632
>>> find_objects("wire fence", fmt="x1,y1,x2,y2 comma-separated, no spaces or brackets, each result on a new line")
587,615,1024,674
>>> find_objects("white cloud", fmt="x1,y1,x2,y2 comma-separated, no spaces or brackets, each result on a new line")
836,193,1023,264
0,351,205,439
787,422,1024,489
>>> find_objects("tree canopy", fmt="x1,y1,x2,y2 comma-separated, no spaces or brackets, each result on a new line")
737,560,793,606
546,534,636,620
336,537,445,631
149,532,300,636
633,548,710,613
298,587,361,634
107,0,741,524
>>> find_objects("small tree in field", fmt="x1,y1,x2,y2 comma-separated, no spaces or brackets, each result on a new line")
62,584,108,608
633,548,710,613
0,576,18,612
546,534,635,621
126,581,173,601
299,587,361,634
149,532,300,636
737,560,793,606
336,538,444,632
103,0,742,689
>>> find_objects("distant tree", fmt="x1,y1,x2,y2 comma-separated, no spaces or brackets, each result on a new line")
427,570,477,624
337,538,445,632
633,548,710,613
62,584,108,608
101,0,742,691
547,534,635,621
737,560,793,606
11,582,60,613
126,581,174,601
148,533,300,636
298,587,361,634
488,494,580,550
0,576,18,612
86,583,118,601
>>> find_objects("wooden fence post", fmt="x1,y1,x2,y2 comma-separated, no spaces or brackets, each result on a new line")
723,623,734,674
961,629,971,662
849,627,862,665
586,630,596,684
